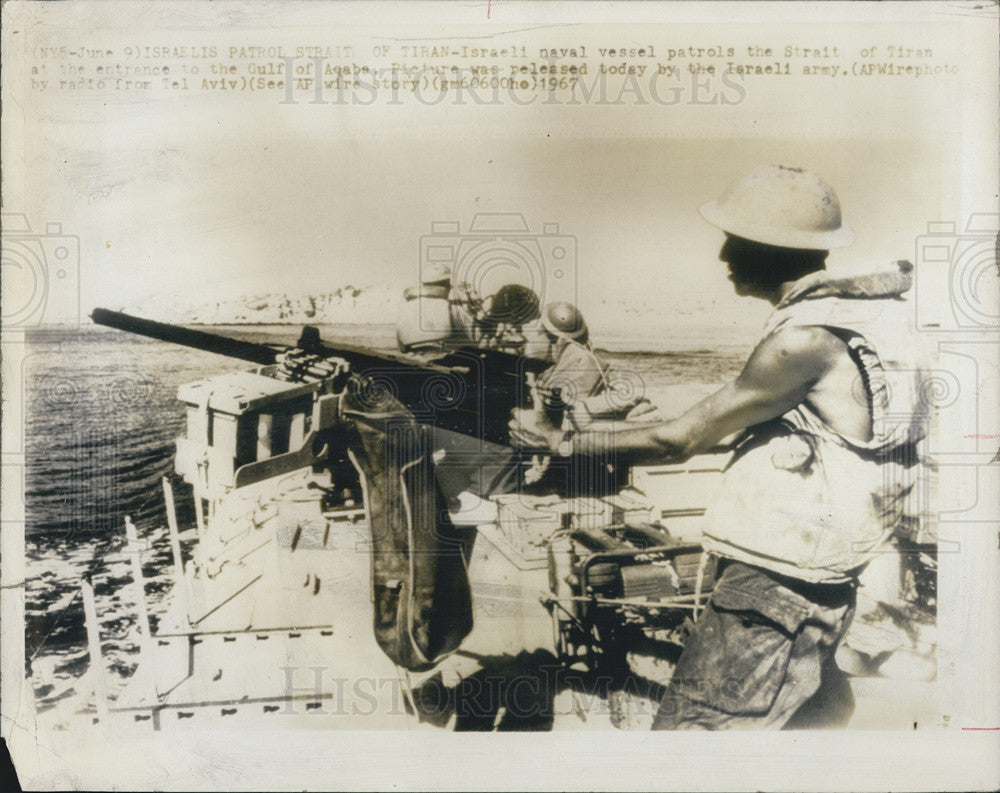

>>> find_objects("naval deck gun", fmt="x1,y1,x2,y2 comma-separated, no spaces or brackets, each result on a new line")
90,306,555,522
73,308,726,730
91,308,550,449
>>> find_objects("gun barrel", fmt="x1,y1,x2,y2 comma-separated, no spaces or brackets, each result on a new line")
90,308,278,365
91,307,549,445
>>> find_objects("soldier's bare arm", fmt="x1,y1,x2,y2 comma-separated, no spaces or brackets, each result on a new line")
510,326,843,464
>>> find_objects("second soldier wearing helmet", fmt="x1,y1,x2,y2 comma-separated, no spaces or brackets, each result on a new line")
535,301,659,431
534,301,603,426
396,264,541,357
474,283,541,354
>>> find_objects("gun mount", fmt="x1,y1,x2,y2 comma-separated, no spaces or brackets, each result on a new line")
90,308,549,450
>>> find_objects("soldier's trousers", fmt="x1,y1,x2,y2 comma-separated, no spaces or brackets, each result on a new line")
652,560,857,730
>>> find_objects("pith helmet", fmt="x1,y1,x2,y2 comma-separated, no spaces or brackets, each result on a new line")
699,165,855,250
541,301,588,342
421,263,452,285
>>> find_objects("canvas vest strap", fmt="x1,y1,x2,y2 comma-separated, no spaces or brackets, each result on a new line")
341,373,473,671
702,281,930,583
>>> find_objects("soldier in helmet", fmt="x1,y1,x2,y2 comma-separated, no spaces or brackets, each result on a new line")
396,263,470,354
396,268,541,521
475,283,541,354
516,301,659,487
397,265,540,356
534,301,657,431
534,301,602,417
510,165,929,729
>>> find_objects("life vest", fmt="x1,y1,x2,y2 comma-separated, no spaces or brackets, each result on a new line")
702,262,930,583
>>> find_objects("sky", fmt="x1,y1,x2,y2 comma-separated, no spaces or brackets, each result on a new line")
16,126,950,338
3,5,969,340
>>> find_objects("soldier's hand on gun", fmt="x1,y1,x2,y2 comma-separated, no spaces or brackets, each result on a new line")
508,407,562,451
